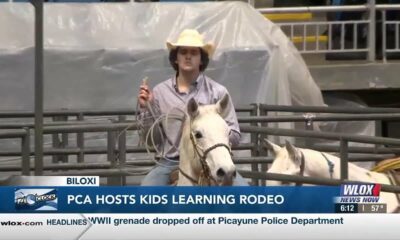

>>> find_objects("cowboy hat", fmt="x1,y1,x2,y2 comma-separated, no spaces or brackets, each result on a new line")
166,29,215,57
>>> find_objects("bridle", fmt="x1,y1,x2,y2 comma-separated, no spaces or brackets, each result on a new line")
178,126,233,186
293,151,306,186
294,151,335,186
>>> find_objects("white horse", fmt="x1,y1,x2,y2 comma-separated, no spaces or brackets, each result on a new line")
177,94,236,186
263,139,400,213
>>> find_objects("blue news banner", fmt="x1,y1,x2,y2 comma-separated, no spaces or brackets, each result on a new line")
0,186,341,213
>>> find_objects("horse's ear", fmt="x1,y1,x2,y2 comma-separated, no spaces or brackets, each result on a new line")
285,140,301,164
262,139,281,156
216,93,230,116
187,97,199,119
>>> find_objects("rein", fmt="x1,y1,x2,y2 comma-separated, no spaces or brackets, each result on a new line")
321,152,335,179
295,152,306,186
295,151,335,186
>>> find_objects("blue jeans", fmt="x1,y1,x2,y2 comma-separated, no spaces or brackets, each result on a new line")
141,158,249,186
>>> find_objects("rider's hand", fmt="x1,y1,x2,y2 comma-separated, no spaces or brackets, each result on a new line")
138,81,153,109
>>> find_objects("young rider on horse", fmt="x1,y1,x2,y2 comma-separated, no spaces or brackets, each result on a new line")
138,29,248,186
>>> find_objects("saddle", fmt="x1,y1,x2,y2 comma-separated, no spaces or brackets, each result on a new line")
367,158,400,213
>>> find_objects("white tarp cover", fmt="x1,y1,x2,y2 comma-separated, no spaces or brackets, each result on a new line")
0,1,324,111
0,2,375,172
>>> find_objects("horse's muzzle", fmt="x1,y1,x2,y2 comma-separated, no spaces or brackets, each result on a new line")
216,167,237,186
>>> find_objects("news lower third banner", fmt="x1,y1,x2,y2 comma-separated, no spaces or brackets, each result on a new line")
0,176,399,239
3,186,338,213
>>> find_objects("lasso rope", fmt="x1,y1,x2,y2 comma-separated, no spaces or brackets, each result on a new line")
115,95,186,176
371,157,400,173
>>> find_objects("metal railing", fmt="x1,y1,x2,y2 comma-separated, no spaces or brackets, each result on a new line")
257,1,374,59
2,104,400,192
0,105,258,184
380,4,400,62
0,129,30,175
256,0,400,62
239,125,400,193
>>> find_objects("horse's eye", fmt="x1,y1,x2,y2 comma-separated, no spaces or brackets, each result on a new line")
194,131,203,139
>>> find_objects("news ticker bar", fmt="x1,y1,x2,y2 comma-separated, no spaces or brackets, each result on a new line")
0,177,394,214
0,214,399,240
335,203,387,213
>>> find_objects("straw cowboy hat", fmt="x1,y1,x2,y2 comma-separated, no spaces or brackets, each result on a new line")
166,29,215,57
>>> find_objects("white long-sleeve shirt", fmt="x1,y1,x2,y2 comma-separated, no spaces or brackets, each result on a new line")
139,73,241,159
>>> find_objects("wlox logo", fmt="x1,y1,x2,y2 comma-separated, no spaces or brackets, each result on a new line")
340,184,381,196
15,189,58,211
336,184,381,204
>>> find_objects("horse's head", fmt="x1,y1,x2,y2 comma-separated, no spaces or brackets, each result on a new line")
263,139,339,186
180,93,236,186
262,139,305,186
